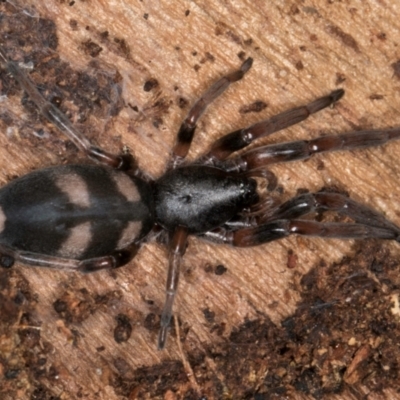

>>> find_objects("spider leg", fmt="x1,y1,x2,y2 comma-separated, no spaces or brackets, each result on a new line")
0,243,140,272
158,226,188,350
171,58,253,167
221,127,400,173
0,46,135,172
204,89,344,161
202,191,400,245
233,219,400,247
202,219,400,247
263,192,400,231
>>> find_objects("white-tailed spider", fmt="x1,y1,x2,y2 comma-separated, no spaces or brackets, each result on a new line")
1,47,400,348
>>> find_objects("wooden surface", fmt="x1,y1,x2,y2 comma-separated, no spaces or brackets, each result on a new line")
1,1,400,399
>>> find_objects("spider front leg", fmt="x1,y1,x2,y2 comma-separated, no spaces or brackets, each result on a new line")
158,226,188,349
204,219,400,248
0,46,135,172
203,89,344,161
203,192,400,246
221,128,400,173
232,219,400,247
263,192,400,232
171,58,253,167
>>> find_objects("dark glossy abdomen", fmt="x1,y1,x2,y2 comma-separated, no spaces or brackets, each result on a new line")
0,165,154,259
154,165,258,233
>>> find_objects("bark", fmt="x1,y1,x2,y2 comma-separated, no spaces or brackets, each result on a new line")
1,1,400,399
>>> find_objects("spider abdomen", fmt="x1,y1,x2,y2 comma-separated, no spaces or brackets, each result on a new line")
154,165,258,233
0,165,154,259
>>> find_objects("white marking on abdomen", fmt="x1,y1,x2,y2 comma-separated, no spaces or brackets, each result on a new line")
117,221,142,249
55,173,90,208
111,171,140,202
58,221,92,258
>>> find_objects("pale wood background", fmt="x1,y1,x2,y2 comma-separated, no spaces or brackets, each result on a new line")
1,0,400,399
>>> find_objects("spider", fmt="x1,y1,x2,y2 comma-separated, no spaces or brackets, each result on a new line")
1,46,400,349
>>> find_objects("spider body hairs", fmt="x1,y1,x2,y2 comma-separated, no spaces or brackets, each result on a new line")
1,47,400,349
